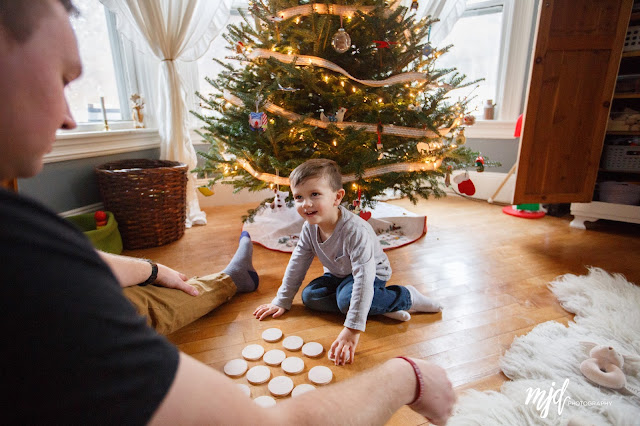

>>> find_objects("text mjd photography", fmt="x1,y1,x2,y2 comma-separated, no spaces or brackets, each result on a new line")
525,379,612,418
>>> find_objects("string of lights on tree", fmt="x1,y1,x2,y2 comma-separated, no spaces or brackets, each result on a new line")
194,0,491,212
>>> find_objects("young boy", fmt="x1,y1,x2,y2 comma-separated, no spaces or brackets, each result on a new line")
254,159,442,366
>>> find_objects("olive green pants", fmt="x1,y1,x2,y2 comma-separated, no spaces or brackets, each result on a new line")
123,272,237,335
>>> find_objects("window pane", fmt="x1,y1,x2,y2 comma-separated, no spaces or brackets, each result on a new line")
435,10,503,117
198,14,244,101
67,0,122,123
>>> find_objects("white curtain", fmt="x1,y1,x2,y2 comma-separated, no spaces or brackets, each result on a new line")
402,0,467,45
100,0,233,227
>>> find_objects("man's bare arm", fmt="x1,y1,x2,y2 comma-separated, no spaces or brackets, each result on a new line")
150,352,455,425
97,251,196,295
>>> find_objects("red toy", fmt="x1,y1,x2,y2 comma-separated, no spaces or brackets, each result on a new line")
94,210,108,229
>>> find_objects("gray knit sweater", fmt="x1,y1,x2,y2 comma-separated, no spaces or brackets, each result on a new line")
271,205,391,331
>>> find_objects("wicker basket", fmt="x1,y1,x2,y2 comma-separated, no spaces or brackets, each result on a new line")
95,159,187,249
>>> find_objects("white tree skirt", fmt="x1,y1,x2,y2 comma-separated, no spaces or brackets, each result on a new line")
242,202,426,252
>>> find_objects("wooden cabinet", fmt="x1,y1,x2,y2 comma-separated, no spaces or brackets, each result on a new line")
570,11,640,229
515,0,640,228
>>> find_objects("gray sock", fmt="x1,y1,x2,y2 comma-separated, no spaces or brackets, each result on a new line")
223,231,259,293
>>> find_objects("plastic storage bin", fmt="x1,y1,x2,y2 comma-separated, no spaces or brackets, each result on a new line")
66,211,123,254
601,145,640,172
598,181,640,205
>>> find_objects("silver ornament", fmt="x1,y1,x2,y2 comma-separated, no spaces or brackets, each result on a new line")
331,28,351,54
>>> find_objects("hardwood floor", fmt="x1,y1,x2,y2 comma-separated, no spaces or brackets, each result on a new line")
124,195,640,425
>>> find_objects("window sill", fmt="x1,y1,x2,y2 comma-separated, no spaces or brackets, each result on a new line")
465,120,517,139
45,128,161,163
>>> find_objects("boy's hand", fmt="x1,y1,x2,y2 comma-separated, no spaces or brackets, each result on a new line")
329,327,360,365
253,303,286,320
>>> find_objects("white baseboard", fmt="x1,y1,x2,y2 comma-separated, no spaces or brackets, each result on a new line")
59,202,104,218
196,181,274,207
196,171,515,207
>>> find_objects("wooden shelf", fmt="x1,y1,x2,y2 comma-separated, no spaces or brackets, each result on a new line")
606,130,640,135
599,169,640,174
613,93,640,99
622,50,640,58
631,12,640,21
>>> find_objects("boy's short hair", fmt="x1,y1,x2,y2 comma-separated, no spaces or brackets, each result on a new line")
289,159,343,191
0,0,78,43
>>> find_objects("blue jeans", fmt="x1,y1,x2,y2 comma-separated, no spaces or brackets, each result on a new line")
301,273,411,316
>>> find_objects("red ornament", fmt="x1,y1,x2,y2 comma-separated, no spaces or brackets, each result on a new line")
373,40,398,49
453,172,476,196
359,211,372,221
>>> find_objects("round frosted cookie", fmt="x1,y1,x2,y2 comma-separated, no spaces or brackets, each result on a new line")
268,376,294,397
223,358,248,377
308,365,333,385
301,342,324,358
246,365,271,385
242,344,265,361
236,383,251,397
281,356,305,374
292,383,316,397
263,349,287,366
262,327,283,343
282,335,304,351
253,395,277,408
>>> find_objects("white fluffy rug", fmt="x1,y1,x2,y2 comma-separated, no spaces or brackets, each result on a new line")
449,268,640,425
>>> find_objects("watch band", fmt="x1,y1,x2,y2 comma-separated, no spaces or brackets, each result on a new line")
139,259,158,286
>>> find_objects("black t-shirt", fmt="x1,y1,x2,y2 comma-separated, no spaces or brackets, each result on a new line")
0,189,179,424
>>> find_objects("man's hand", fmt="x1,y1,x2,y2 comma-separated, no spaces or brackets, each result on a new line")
406,358,456,425
329,327,360,365
155,263,197,296
253,303,286,320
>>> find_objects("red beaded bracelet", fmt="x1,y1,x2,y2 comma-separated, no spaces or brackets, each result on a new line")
396,356,425,406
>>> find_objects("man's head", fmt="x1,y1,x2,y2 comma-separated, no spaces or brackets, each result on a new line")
0,0,81,181
289,159,343,192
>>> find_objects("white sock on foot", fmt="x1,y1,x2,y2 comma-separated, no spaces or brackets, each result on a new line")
406,285,443,313
382,310,411,321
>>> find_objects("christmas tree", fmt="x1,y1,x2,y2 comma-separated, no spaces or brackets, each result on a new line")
194,0,482,214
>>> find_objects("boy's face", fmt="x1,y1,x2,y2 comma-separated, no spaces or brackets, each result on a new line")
292,176,345,226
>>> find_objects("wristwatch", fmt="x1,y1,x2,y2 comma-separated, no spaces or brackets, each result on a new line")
139,259,158,286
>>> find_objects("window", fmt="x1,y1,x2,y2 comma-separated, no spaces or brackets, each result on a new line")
65,0,131,127
436,0,504,118
197,11,243,108
193,0,535,138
